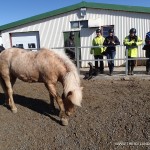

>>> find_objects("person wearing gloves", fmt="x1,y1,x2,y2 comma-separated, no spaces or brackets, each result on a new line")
123,28,143,75
142,31,150,74
90,28,105,75
103,29,120,76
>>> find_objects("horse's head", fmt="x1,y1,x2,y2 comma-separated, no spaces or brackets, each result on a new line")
62,87,83,116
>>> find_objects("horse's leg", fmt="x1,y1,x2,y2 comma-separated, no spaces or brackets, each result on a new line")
62,93,75,116
49,93,56,114
5,76,17,105
45,83,68,125
45,84,56,113
2,75,17,113
0,76,11,107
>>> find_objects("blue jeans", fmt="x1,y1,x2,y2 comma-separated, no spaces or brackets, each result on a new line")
106,51,116,72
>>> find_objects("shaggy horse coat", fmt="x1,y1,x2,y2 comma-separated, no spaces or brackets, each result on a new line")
0,48,83,125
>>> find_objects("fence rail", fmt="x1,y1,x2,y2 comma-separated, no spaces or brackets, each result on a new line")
51,45,148,76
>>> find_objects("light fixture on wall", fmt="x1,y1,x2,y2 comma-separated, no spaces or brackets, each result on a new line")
80,8,86,17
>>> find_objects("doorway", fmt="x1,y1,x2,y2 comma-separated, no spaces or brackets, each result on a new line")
63,31,81,61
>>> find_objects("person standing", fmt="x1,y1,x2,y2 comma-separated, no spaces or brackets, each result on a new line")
142,31,150,74
103,29,120,75
64,31,76,60
123,28,143,75
90,28,105,75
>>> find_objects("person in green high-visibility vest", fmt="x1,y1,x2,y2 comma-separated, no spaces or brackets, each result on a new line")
124,28,143,75
91,28,105,75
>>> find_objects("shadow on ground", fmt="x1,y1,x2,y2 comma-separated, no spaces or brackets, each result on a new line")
0,93,61,124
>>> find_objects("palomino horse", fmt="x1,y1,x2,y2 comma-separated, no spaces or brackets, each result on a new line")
0,48,83,125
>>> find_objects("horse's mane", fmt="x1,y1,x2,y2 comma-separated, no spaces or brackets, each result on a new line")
48,49,81,105
49,49,80,84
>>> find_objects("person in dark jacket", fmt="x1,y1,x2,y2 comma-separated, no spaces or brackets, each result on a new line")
142,31,150,74
103,29,120,75
0,44,5,52
64,31,76,60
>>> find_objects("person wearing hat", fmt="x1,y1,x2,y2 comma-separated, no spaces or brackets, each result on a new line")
124,28,143,75
90,28,105,74
103,29,120,76
142,31,150,74
64,31,76,60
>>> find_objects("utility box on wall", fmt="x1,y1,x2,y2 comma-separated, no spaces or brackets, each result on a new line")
80,8,86,17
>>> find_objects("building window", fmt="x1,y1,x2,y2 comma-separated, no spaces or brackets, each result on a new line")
71,21,80,29
70,20,88,29
80,20,88,28
28,43,36,48
16,44,24,49
101,25,114,37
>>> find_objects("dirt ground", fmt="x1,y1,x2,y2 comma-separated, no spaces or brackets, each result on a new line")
0,77,150,150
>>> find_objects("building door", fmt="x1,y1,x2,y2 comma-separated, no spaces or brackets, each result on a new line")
10,31,40,50
63,31,81,60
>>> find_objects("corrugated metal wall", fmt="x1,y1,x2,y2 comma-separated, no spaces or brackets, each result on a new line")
1,8,150,67
81,8,150,67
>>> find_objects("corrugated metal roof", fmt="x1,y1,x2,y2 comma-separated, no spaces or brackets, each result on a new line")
0,1,150,31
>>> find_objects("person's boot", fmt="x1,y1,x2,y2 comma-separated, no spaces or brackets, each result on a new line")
128,66,131,75
95,68,98,76
100,70,104,74
131,66,134,75
100,67,104,74
109,70,113,76
109,67,113,76
146,61,150,75
146,66,149,74
146,69,150,75
146,61,149,74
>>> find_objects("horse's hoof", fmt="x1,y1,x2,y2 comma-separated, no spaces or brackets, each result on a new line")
61,118,68,126
11,108,17,113
66,111,72,116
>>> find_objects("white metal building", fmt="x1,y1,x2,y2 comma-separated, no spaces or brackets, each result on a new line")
0,1,150,67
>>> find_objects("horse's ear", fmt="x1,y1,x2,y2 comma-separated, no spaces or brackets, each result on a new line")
67,91,75,105
67,90,82,107
67,91,73,97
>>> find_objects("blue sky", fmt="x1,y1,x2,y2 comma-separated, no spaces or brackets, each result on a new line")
0,0,150,26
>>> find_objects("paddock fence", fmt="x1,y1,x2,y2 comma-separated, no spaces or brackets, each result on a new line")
51,45,149,76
